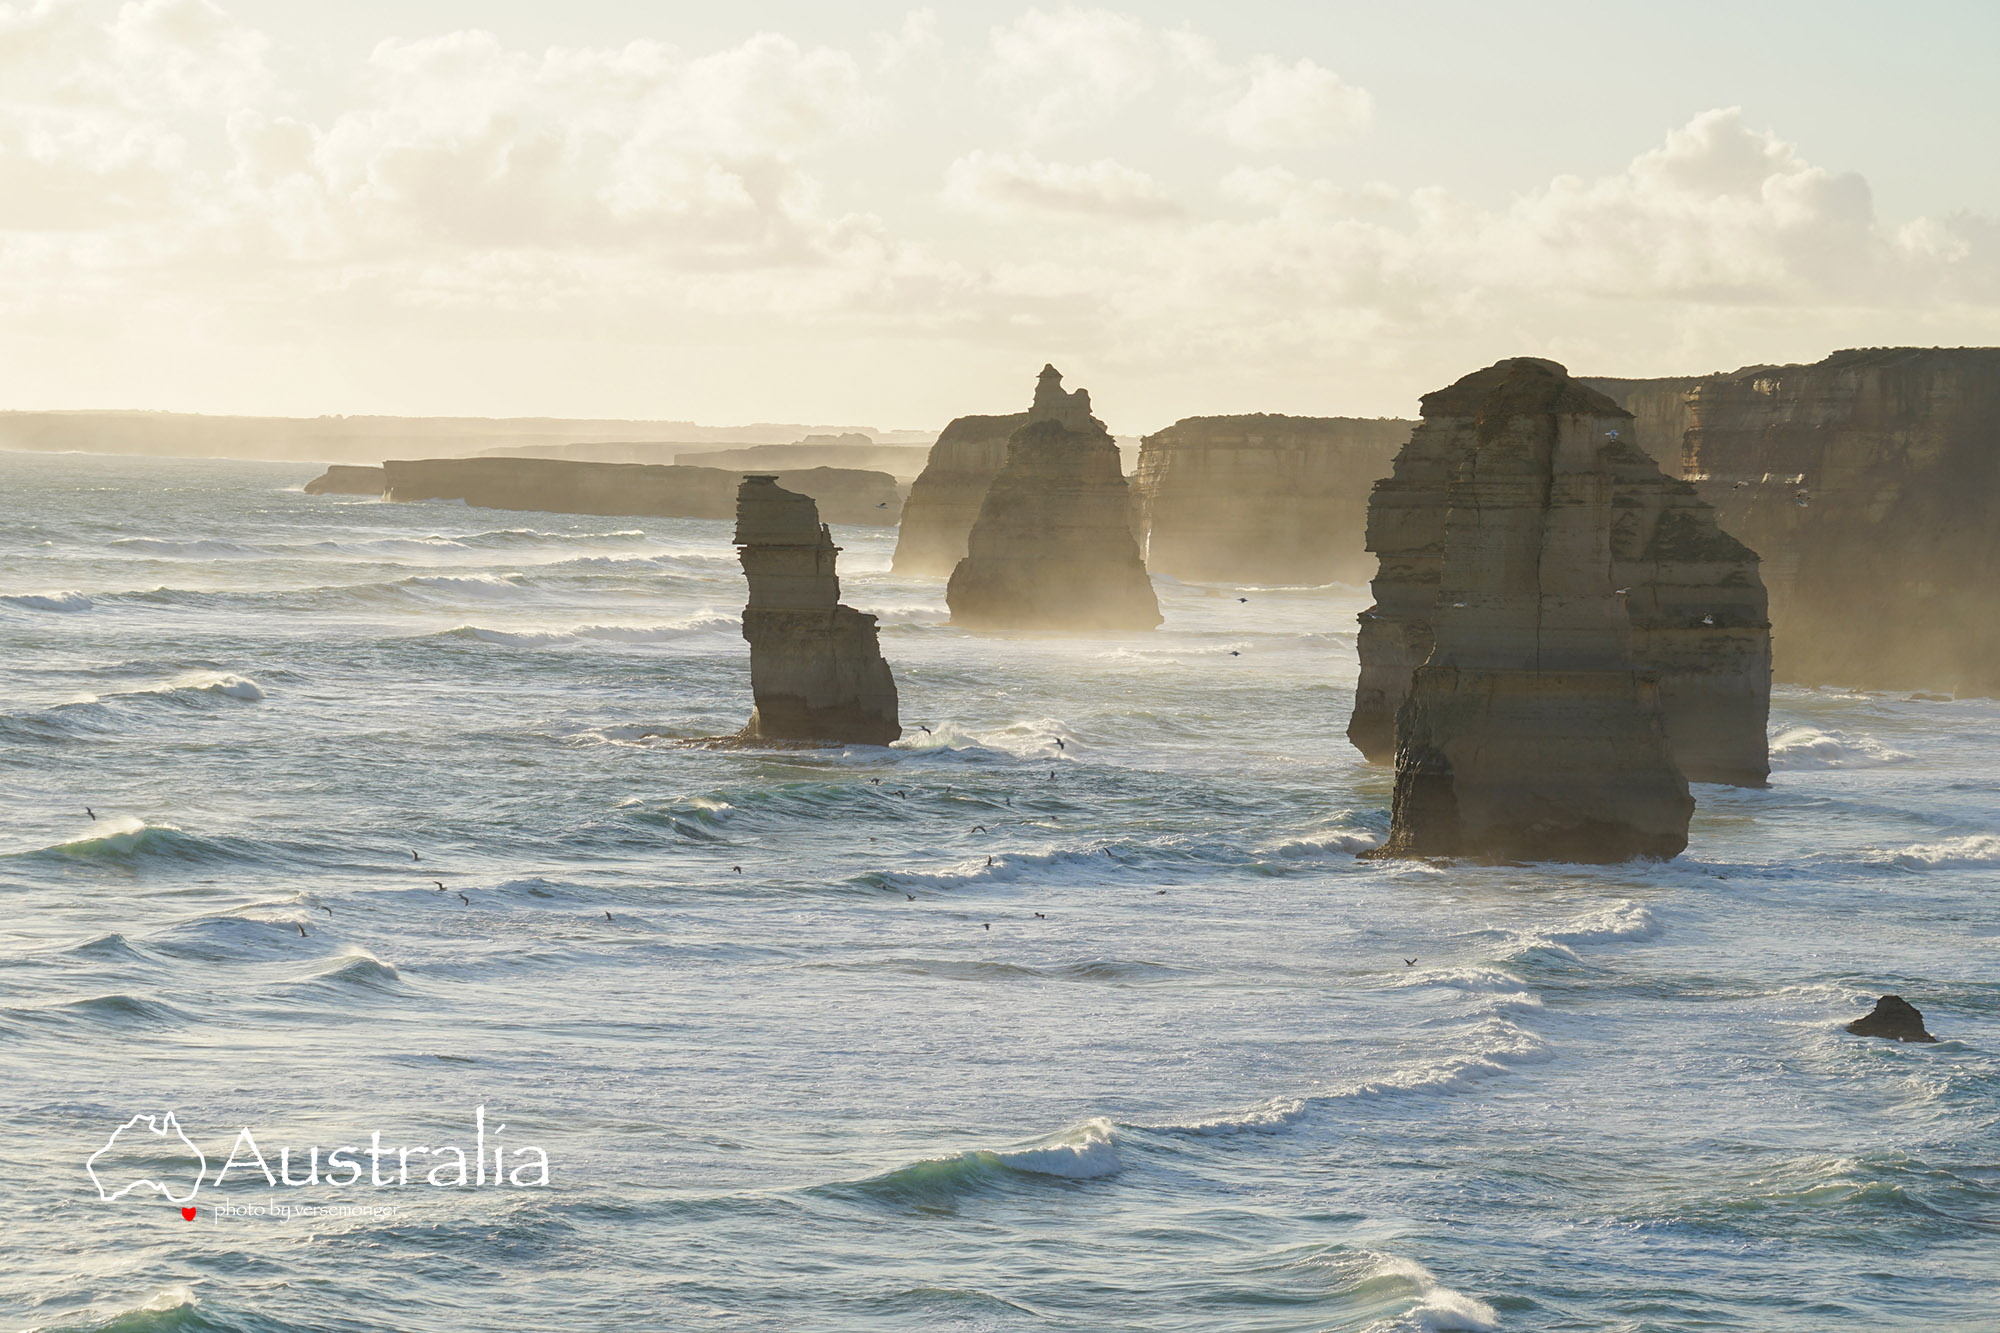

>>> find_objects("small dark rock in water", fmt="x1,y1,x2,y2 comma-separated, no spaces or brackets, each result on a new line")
1844,995,1937,1043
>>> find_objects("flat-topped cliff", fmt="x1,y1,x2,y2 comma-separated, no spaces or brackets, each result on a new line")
1353,359,1770,787
1130,415,1414,585
946,367,1161,631
1683,347,2000,697
1368,359,1697,862
377,458,902,527
303,465,386,496
733,477,901,745
891,413,1030,575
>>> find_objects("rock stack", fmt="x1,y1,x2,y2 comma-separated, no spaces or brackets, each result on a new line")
891,412,1030,575
945,367,1161,631
1362,359,1697,862
1844,995,1938,1043
1129,415,1416,585
734,477,901,746
1353,362,1770,788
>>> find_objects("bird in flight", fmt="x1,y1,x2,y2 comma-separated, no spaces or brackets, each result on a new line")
972,824,985,833
1238,597,1247,603
917,724,932,735
458,893,470,905
1230,650,1240,657
85,806,96,820
1052,737,1065,751
906,893,915,901
876,502,889,508
297,923,308,937
605,911,613,921
1034,912,1045,919
434,881,446,891
411,851,421,862
982,923,990,931
732,865,742,873
1404,958,1417,967
321,906,333,917
986,856,994,867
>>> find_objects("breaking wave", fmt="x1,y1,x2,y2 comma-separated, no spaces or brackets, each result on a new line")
2,590,92,612
1769,726,1914,770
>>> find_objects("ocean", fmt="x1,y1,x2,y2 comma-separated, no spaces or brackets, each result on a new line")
2,448,1995,1331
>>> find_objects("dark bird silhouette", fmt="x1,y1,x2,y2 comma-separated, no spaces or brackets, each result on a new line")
1034,912,1045,919
297,923,307,937
876,502,889,508
732,865,742,873
320,906,333,917
893,790,907,799
870,777,881,785
1404,958,1417,967
1230,651,1240,656
986,856,994,867
917,725,931,735
1049,771,1056,780
433,881,446,891
85,806,96,820
1052,737,1065,751
1238,597,1248,603
411,851,420,862
1005,796,1011,806
605,911,613,921
982,923,990,930
906,893,915,901
972,824,986,833
1156,889,1167,895
458,893,469,905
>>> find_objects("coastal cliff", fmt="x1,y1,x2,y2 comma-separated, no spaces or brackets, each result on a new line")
302,465,386,496
891,413,1030,575
1353,361,1770,786
1684,347,2000,697
946,367,1161,631
1369,359,1696,862
378,458,902,527
734,477,901,745
1130,415,1414,585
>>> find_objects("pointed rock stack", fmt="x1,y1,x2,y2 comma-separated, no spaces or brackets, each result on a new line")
1363,359,1696,862
735,476,901,746
945,366,1161,631
1352,361,1770,788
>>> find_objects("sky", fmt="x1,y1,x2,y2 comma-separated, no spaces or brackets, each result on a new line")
2,0,1997,434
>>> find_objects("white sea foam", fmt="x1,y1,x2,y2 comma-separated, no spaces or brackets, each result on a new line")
1769,726,1913,770
992,1117,1122,1179
69,672,264,706
1,590,92,612
1148,1097,1309,1137
1259,827,1384,858
460,617,738,648
1520,899,1660,958
1358,1254,1502,1332
1877,835,2000,869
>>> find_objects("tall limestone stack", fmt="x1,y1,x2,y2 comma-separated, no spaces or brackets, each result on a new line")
1130,415,1416,584
1684,348,2000,697
1370,359,1695,862
946,366,1162,630
1353,363,1770,786
734,477,901,745
891,412,1031,575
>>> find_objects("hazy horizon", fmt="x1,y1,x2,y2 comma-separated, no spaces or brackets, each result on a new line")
2,0,1997,430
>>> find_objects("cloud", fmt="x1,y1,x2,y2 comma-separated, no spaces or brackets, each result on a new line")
943,149,1178,220
984,7,1370,150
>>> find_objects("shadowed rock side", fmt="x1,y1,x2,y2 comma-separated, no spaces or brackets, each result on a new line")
945,367,1162,631
1364,359,1695,863
379,458,902,526
1684,348,2000,697
303,465,386,495
1130,415,1416,585
734,477,900,746
1583,376,1719,472
1353,366,1770,787
890,413,1030,574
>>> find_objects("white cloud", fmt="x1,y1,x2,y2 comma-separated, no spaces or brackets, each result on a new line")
1199,56,1372,151
943,149,1178,220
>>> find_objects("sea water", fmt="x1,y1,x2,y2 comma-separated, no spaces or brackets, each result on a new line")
1,449,1994,1331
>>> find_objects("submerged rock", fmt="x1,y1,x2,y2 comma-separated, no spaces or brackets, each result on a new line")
1353,362,1770,787
303,465,386,496
1129,415,1415,585
1844,994,1938,1043
891,412,1030,575
945,367,1161,631
734,477,901,746
1365,359,1695,863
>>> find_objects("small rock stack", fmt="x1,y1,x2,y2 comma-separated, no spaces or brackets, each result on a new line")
946,366,1161,631
734,477,901,746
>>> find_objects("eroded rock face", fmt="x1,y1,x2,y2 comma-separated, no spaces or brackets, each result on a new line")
1130,415,1415,585
1844,994,1938,1043
734,477,900,746
303,465,386,496
890,413,1030,575
379,458,901,526
945,367,1161,631
1684,348,2000,697
1364,359,1696,862
1353,365,1770,787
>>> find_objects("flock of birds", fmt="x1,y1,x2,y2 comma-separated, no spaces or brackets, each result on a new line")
74,669,1422,966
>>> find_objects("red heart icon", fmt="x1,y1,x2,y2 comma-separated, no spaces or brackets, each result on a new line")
181,1207,196,1221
